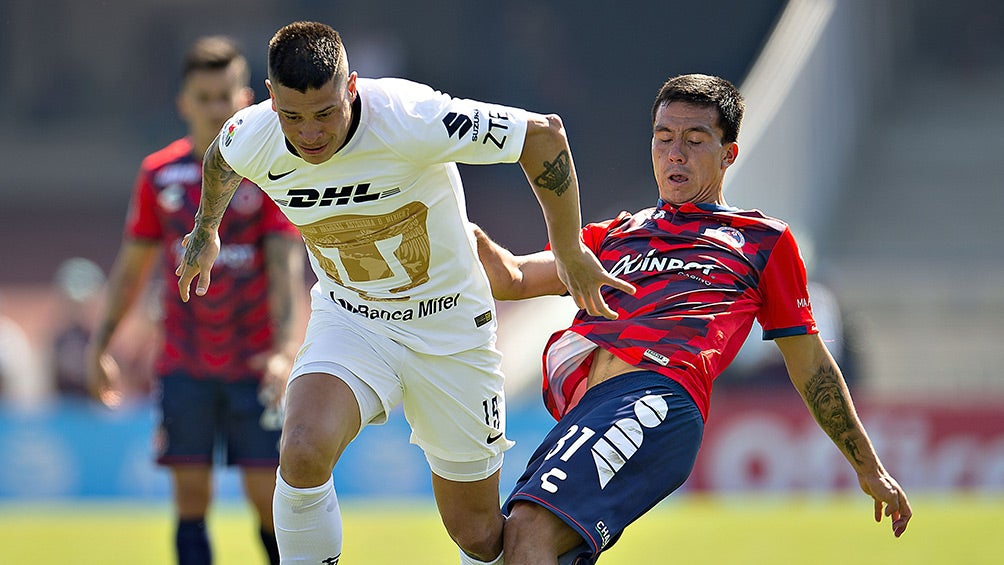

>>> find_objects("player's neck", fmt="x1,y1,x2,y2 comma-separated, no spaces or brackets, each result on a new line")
189,135,213,161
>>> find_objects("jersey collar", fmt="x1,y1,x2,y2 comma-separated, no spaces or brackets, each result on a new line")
656,199,740,214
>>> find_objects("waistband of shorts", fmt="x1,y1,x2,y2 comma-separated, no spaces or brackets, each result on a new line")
585,370,696,408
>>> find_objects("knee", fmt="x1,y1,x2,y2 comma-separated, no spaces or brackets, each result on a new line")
445,510,504,561
278,427,338,486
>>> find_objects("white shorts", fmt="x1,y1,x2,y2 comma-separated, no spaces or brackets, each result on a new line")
290,292,514,479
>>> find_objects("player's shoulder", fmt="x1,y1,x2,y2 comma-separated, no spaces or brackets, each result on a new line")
718,207,790,234
359,77,440,102
139,137,193,173
359,77,452,122
221,100,276,149
218,100,280,174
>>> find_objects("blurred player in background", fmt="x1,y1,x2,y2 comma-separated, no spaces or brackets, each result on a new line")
176,20,625,565
475,73,912,564
87,36,305,565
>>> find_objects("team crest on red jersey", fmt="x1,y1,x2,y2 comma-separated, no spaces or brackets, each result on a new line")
703,226,746,248
231,180,263,215
157,183,186,213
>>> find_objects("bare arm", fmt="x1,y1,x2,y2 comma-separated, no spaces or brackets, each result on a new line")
176,136,243,301
776,333,912,537
252,234,307,406
518,113,634,317
263,235,305,358
471,224,566,300
86,239,158,404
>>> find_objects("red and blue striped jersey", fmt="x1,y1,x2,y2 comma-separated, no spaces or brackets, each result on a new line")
543,200,817,421
125,137,300,381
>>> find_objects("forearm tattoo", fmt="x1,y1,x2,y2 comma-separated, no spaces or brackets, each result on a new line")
804,366,864,466
183,139,242,268
533,150,572,196
198,141,242,229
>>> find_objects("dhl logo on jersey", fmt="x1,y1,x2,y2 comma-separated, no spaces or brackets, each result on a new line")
275,184,401,208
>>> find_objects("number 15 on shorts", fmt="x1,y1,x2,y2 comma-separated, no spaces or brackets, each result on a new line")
483,395,504,444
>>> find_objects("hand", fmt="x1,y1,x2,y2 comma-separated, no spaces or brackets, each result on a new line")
858,471,912,537
554,243,636,320
250,349,293,409
85,347,124,409
175,229,221,302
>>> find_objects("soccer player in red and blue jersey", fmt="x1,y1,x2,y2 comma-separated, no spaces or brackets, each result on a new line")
475,74,912,564
86,37,304,565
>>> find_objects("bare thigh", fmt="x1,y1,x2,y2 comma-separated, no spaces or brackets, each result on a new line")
504,500,583,563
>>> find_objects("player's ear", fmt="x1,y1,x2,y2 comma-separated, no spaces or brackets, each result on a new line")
722,143,738,168
265,79,277,111
346,71,358,101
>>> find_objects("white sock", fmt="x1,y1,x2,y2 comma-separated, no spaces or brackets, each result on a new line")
273,468,342,564
459,548,503,565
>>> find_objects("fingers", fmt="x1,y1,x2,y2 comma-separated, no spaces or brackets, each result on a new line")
570,284,617,320
581,275,635,320
175,230,218,300
176,261,211,301
607,274,637,296
195,269,211,297
176,264,196,302
872,482,911,538
891,491,912,537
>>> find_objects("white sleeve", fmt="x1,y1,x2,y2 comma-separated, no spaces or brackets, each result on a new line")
372,79,529,166
217,103,273,182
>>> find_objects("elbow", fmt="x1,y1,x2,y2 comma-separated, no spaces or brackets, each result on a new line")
520,113,568,161
489,283,525,302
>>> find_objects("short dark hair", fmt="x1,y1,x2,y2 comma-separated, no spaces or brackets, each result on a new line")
182,36,249,84
651,74,745,144
268,21,347,92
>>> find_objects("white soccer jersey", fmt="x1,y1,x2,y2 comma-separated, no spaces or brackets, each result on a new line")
219,78,529,354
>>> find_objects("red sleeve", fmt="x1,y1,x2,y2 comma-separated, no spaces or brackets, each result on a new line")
757,227,818,339
259,193,300,237
544,212,628,253
123,169,162,240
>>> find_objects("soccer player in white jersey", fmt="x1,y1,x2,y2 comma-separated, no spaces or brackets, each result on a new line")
177,21,632,565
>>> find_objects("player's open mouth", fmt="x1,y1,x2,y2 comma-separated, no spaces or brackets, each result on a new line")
669,174,689,184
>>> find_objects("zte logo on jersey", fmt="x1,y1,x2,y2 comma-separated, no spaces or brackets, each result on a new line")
442,110,511,149
277,184,401,208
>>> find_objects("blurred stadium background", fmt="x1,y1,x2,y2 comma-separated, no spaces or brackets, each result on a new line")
2,0,1003,562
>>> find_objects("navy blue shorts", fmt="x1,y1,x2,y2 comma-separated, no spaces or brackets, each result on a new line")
504,372,704,564
155,372,281,468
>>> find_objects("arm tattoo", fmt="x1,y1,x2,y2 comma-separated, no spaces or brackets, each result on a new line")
533,150,572,196
183,229,213,267
197,140,242,230
804,365,865,466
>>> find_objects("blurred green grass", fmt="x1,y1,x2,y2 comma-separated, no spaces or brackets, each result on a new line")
1,494,1001,564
